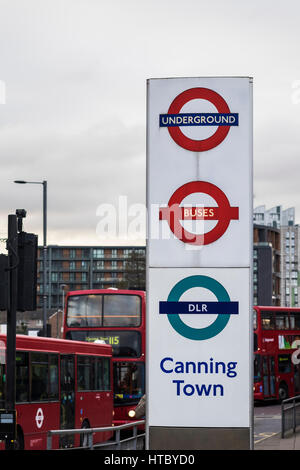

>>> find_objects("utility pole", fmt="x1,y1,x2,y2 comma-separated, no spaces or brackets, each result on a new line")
5,214,18,448
0,210,37,448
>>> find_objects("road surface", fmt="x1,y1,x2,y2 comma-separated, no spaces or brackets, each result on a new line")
254,401,281,444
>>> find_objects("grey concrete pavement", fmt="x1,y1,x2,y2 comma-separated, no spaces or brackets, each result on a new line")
255,430,300,450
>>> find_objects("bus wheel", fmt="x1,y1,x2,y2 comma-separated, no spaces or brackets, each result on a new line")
15,429,24,450
80,420,90,448
278,383,289,402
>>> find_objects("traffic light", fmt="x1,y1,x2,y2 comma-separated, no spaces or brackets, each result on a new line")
0,254,8,310
17,232,38,311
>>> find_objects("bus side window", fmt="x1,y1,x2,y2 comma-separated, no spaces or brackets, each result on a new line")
290,313,300,330
95,358,103,391
103,359,110,391
276,315,289,330
16,352,29,402
31,353,48,401
77,356,92,391
0,364,5,407
261,311,276,330
290,315,295,329
31,353,58,401
278,355,292,374
49,354,59,399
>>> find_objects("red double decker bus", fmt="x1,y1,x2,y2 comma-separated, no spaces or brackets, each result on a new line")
0,334,113,450
63,289,146,425
254,306,300,401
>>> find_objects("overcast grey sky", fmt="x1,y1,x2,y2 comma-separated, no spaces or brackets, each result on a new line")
1,0,300,247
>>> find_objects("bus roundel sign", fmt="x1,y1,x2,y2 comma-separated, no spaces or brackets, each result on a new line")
159,180,239,245
162,88,236,152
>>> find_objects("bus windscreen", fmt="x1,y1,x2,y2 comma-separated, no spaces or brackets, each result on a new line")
66,294,141,328
113,362,145,406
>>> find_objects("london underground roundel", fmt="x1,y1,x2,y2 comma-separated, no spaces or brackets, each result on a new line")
159,181,239,246
159,88,239,152
159,275,239,341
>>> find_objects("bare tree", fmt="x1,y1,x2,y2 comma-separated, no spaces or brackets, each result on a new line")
118,250,145,290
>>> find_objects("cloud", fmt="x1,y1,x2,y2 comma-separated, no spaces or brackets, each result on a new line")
1,0,300,246
0,120,145,241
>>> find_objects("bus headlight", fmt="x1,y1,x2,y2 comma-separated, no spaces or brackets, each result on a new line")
128,410,136,418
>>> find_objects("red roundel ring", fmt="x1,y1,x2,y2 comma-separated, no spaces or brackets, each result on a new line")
166,181,238,246
167,88,231,152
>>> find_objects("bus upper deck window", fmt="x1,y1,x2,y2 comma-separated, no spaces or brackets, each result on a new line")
261,311,276,330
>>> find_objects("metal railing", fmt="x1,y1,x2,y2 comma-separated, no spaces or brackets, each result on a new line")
281,395,300,438
47,420,145,450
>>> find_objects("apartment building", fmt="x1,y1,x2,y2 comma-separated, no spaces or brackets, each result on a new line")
37,245,146,310
254,205,300,307
253,224,281,306
281,225,300,307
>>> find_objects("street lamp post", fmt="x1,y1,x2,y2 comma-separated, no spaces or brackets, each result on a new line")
14,180,48,336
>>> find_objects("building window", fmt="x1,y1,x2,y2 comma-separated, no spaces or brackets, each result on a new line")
82,249,90,258
94,261,104,270
52,249,62,259
52,261,62,269
93,249,104,259
70,261,76,270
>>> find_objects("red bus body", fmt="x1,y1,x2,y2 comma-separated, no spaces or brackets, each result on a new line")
254,306,300,401
0,334,113,450
63,289,146,425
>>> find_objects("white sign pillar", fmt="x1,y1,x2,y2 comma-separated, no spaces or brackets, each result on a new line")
146,77,253,450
